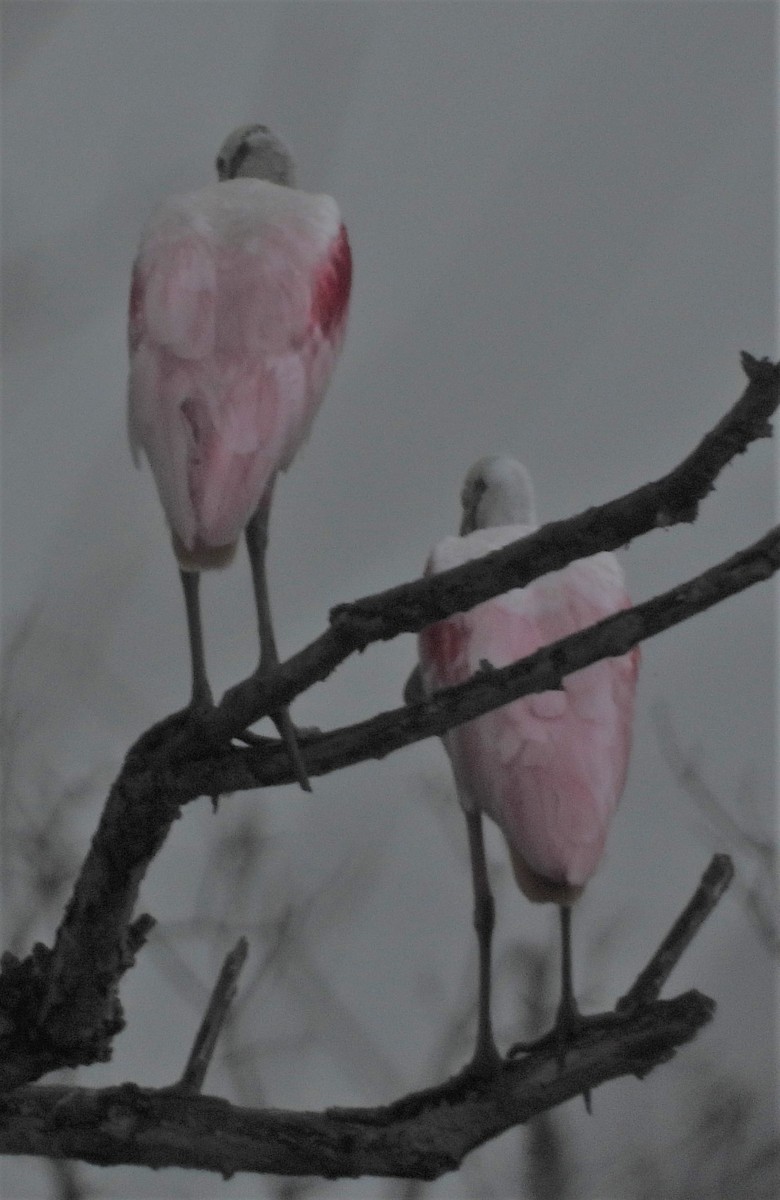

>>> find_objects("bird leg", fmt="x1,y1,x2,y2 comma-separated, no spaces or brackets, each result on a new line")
463,808,503,1076
509,905,588,1056
554,904,593,1112
508,904,619,1113
180,568,213,711
245,489,311,792
552,905,584,1060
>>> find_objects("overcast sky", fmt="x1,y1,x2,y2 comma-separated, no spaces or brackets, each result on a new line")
2,3,777,1198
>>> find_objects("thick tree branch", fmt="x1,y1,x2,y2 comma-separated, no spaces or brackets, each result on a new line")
0,856,731,1179
0,998,711,1178
168,524,780,795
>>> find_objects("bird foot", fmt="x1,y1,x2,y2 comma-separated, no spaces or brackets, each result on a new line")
460,1038,505,1081
240,722,320,741
185,693,224,810
508,1003,628,1112
234,729,278,748
233,713,320,789
234,724,320,747
508,1003,624,1068
270,708,312,792
125,694,213,762
245,665,312,791
135,692,221,809
188,695,214,719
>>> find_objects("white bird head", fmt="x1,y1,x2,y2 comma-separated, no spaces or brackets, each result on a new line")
460,455,538,534
215,125,296,186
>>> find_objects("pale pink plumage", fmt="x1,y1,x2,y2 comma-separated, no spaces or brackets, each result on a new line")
128,177,351,567
419,523,639,903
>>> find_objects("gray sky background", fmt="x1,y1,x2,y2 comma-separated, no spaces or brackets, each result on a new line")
2,3,777,1198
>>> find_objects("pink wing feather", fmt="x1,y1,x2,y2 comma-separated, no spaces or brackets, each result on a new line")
128,181,351,566
419,537,639,898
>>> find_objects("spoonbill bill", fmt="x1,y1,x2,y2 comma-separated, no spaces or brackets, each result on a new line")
414,456,639,1072
128,125,352,788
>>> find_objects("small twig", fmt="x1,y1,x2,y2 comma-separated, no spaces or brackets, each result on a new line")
653,702,774,865
616,854,734,1013
654,704,780,959
176,937,249,1094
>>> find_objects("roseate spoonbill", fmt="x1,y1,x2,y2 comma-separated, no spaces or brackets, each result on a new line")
412,456,639,1074
128,125,352,788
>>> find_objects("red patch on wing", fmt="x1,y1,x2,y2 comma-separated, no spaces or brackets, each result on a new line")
311,224,352,337
420,618,470,685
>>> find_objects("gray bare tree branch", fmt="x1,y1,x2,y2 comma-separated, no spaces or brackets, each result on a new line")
0,855,731,1180
0,355,776,1181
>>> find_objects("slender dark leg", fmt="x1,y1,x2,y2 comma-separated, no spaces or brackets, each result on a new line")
555,905,592,1111
508,905,607,1110
553,906,583,1068
509,906,591,1056
245,486,311,792
180,569,212,710
464,808,502,1075
403,665,423,706
555,905,577,1036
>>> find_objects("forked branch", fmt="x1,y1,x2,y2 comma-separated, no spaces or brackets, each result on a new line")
168,523,780,795
0,357,775,1103
0,857,731,1180
160,351,778,749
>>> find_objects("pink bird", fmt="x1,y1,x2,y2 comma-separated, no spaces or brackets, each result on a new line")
414,456,639,1073
128,125,352,788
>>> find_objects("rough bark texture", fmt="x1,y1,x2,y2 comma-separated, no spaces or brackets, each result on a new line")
0,993,716,1179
